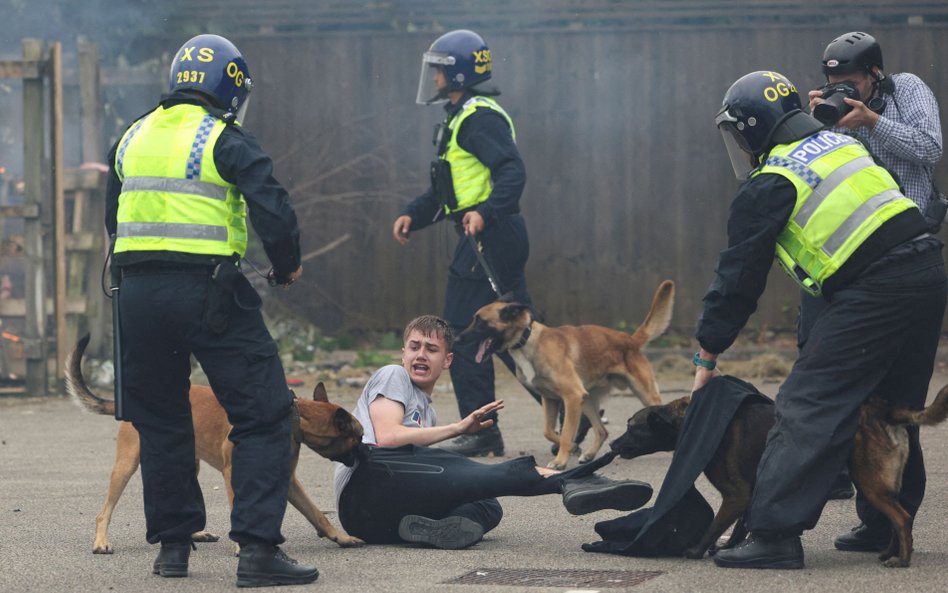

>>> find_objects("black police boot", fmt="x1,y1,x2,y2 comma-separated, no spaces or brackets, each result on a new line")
834,522,892,552
439,425,504,457
398,515,485,549
561,474,653,515
712,532,804,569
236,543,319,588
152,541,193,578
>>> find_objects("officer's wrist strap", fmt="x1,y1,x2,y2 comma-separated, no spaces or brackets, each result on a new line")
693,352,717,370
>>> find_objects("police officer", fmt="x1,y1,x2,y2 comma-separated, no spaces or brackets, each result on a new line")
105,34,317,586
392,30,533,457
691,71,945,569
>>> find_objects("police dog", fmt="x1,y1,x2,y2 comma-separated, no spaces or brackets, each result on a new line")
461,280,674,469
611,387,948,567
66,334,365,554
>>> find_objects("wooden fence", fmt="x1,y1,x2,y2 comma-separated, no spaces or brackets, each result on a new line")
0,40,107,394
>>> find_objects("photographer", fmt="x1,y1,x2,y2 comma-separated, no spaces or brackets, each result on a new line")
808,32,944,227
807,31,944,556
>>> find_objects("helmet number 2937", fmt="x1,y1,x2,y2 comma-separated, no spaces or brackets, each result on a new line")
176,70,206,84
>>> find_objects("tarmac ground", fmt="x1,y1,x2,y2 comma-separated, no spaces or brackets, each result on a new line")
3,357,948,593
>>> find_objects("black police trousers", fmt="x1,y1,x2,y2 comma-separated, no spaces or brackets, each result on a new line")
118,265,293,546
746,238,946,534
444,214,534,421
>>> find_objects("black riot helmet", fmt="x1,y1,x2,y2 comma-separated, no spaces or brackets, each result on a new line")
822,32,883,77
715,71,822,179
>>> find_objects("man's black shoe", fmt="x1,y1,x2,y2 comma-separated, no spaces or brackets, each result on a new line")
713,532,804,569
152,541,193,578
834,522,891,552
236,543,318,588
439,425,504,457
398,515,484,549
561,474,652,515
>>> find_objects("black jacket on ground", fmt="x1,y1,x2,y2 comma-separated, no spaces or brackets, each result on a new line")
581,376,772,557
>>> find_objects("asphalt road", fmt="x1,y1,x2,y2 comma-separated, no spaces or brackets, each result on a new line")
3,362,948,593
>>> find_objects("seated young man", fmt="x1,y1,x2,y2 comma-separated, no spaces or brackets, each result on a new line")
333,315,653,549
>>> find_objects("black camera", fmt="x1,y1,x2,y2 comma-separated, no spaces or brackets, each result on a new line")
812,80,861,125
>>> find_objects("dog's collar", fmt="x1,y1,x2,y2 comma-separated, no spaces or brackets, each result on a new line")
511,321,533,350
290,398,303,444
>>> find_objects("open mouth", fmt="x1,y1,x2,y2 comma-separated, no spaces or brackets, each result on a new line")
475,338,493,363
412,363,430,373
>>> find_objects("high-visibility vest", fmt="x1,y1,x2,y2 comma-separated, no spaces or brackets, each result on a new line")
114,103,248,258
756,130,917,295
441,96,515,214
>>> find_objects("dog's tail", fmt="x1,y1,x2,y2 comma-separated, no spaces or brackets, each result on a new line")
889,384,948,427
630,280,675,348
65,333,115,416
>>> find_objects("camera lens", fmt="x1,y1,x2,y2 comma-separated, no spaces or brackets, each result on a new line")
813,92,852,125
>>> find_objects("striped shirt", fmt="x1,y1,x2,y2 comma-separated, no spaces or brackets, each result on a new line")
834,72,943,209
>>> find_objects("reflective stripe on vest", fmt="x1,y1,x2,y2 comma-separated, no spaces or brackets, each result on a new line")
441,96,515,214
755,130,916,295
114,104,248,257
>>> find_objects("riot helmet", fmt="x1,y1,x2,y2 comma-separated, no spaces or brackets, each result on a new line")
715,71,815,180
822,32,883,77
416,29,499,105
169,34,253,122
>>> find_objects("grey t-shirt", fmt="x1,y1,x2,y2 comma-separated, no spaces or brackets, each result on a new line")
333,365,438,505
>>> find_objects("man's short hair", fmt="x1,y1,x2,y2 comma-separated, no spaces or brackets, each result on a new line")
403,315,455,351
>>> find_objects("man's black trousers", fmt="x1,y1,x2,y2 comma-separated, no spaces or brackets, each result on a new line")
338,445,600,544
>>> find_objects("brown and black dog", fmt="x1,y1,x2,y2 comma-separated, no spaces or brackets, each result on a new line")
66,334,365,554
460,280,674,469
610,386,948,567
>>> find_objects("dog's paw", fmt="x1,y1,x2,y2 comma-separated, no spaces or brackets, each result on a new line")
92,542,114,554
577,453,594,464
546,460,567,470
191,530,220,543
333,534,366,548
683,547,705,559
882,556,909,568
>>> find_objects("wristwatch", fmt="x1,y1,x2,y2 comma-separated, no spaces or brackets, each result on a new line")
692,351,716,370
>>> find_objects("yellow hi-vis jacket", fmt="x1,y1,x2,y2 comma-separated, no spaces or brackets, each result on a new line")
113,104,248,258
756,130,917,296
441,96,515,214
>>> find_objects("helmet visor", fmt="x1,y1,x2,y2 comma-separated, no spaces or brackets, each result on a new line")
416,51,455,105
716,108,755,180
235,96,251,125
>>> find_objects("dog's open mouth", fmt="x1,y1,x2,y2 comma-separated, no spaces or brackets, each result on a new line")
475,338,493,363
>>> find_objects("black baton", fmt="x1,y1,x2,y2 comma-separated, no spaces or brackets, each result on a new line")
467,234,502,296
109,235,125,421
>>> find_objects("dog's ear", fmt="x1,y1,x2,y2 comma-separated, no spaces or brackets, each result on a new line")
499,303,530,323
312,382,328,402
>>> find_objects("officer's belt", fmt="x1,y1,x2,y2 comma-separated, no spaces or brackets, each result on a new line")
121,261,216,276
